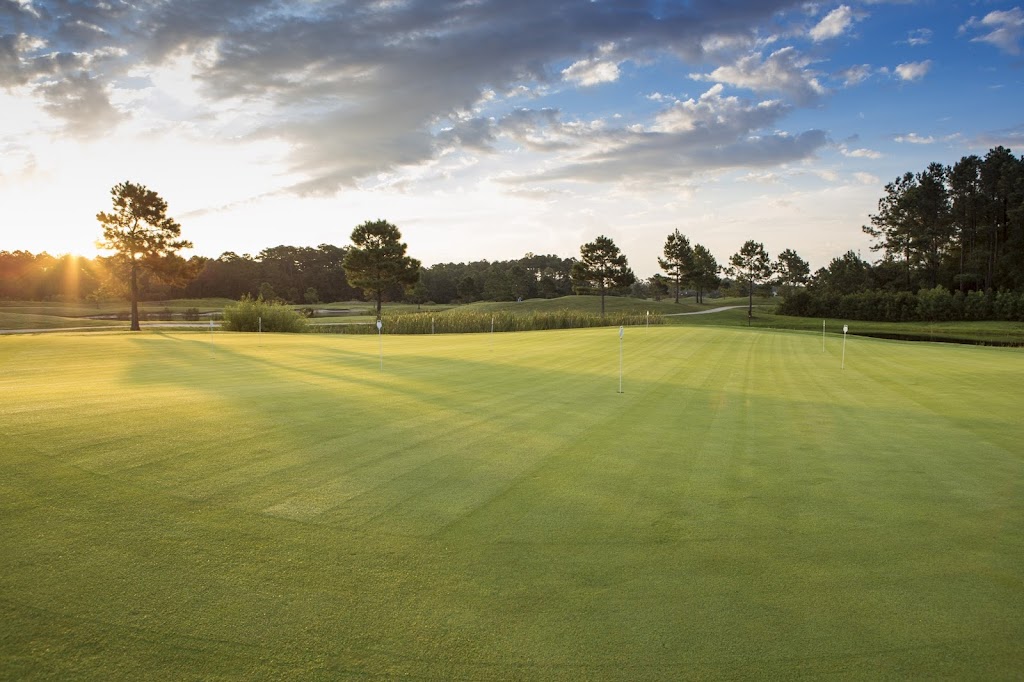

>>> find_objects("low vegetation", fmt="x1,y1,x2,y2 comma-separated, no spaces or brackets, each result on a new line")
221,295,308,333
313,308,661,334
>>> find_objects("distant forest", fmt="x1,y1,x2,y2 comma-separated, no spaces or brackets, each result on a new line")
780,146,1024,321
3,146,1023,322
0,247,589,306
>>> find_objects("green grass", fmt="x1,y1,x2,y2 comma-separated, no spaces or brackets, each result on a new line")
0,298,236,317
0,311,125,330
2,327,1023,679
663,306,1024,345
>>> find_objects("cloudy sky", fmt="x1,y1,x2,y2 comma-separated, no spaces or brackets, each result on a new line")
2,1,1023,275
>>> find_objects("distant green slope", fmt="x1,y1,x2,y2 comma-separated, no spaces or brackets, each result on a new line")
451,294,754,316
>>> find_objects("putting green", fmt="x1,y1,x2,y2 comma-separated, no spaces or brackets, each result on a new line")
1,327,1021,679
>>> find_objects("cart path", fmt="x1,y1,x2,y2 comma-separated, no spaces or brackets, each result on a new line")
664,305,756,316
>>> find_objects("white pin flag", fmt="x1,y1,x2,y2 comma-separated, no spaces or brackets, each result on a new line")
377,320,383,372
841,324,849,369
618,326,625,394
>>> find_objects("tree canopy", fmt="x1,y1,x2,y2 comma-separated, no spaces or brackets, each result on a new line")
864,146,1024,293
342,220,421,318
728,240,772,321
774,248,811,290
570,235,636,317
689,244,720,304
96,181,191,330
658,229,694,304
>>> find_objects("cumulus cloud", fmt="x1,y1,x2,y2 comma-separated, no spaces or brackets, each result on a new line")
691,46,826,103
961,8,1024,55
842,147,882,159
500,85,827,185
39,71,124,135
810,5,859,42
837,64,873,86
894,60,932,81
562,59,621,87
1,0,836,190
894,133,935,144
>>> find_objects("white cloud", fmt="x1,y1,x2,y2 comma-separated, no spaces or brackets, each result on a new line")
841,147,882,159
961,8,1024,55
894,133,935,144
810,5,858,42
905,28,932,46
500,84,827,186
562,59,621,87
853,172,880,185
691,47,826,103
740,171,782,184
894,60,932,81
837,64,872,87
651,84,777,134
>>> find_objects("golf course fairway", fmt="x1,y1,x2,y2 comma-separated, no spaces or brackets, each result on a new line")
2,327,1022,679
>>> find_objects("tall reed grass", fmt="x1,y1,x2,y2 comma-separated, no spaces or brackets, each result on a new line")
312,309,661,334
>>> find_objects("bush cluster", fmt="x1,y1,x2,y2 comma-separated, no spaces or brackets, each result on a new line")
222,295,309,333
312,309,661,334
779,287,1024,322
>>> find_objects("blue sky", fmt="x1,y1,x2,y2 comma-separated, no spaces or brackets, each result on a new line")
1,1,1022,276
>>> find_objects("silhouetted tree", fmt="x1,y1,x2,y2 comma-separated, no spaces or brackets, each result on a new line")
570,235,636,316
659,229,694,304
729,240,771,323
96,181,191,330
342,220,420,318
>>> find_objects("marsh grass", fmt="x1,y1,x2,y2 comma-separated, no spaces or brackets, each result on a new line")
312,308,663,334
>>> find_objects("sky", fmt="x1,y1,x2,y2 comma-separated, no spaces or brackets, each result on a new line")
2,1,1023,277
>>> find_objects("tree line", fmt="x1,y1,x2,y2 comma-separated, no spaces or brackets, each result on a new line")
0,246,577,306
863,146,1024,293
775,146,1024,321
7,145,1022,324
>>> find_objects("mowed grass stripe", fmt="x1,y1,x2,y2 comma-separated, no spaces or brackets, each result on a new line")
1,328,1022,679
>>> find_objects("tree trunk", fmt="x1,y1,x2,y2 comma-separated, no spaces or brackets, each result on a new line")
599,281,606,317
748,277,753,326
905,243,911,290
375,290,382,319
130,261,140,331
674,276,680,304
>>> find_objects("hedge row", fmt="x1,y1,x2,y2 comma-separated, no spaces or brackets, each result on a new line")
779,287,1024,322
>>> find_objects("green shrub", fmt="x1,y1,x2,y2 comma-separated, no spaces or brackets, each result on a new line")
223,295,308,333
917,286,954,322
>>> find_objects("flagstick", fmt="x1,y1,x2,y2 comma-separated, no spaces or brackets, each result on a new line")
377,319,383,372
618,325,624,394
841,324,848,370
